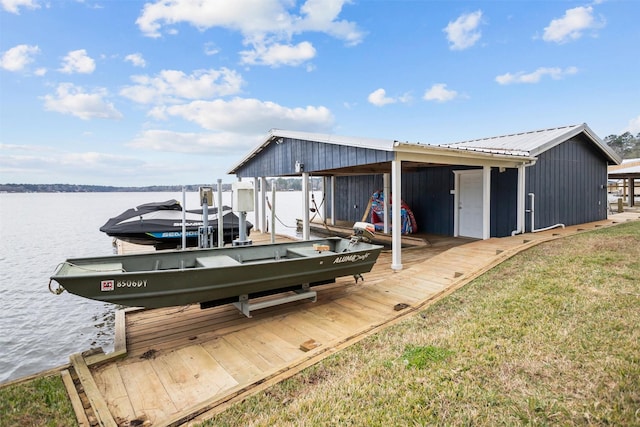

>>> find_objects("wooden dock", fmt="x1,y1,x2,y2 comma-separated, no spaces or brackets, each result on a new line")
63,211,640,426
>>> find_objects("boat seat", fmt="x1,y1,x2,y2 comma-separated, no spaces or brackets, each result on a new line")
65,262,124,275
196,255,240,268
287,247,335,258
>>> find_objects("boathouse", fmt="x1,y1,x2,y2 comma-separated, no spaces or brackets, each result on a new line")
229,123,621,270
608,158,640,208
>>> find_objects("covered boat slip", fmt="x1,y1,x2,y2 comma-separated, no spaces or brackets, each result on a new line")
51,237,382,309
64,213,640,426
230,125,621,273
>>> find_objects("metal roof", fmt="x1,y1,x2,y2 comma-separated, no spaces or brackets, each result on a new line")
440,123,621,164
608,164,640,176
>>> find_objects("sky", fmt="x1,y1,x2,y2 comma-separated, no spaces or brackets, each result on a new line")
1,0,639,186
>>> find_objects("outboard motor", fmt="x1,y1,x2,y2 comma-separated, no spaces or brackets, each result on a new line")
352,222,376,243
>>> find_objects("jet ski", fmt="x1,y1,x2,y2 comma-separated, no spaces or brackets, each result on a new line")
99,199,252,249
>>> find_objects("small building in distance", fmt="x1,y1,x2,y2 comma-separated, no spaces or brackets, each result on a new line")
608,158,640,207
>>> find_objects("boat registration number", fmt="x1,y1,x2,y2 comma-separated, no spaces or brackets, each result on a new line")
101,279,147,291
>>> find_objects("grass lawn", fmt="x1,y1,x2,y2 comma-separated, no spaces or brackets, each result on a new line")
0,374,76,427
200,221,640,426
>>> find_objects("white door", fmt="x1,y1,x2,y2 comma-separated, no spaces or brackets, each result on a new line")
458,170,483,238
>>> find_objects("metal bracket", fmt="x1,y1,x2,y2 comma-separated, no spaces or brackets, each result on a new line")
233,286,317,318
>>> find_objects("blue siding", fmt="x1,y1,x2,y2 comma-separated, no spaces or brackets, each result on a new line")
335,175,383,221
526,135,608,230
491,168,518,237
235,138,394,177
335,166,462,236
403,167,458,236
335,166,519,238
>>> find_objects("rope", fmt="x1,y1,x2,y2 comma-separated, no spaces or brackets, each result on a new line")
48,279,65,295
311,193,332,233
266,196,297,229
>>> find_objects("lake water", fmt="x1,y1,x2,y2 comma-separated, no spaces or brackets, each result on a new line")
0,191,316,383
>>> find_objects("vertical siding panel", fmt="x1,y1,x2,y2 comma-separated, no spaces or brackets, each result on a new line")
525,135,608,230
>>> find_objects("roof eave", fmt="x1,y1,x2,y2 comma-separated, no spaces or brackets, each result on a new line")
528,123,622,165
227,130,279,175
394,141,536,165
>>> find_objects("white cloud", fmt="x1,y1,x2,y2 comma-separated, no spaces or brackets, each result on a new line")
127,129,260,154
43,83,123,120
0,44,40,71
204,42,219,56
625,115,640,134
59,49,96,74
0,148,144,181
495,66,578,85
125,53,146,67
1,0,39,14
296,0,364,47
120,68,244,104
240,41,316,67
135,0,363,67
444,10,483,51
423,83,458,102
156,97,334,134
367,88,412,107
61,152,142,169
542,6,605,44
367,88,396,107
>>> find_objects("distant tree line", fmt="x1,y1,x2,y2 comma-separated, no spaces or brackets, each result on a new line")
0,178,322,193
0,183,208,193
604,132,640,159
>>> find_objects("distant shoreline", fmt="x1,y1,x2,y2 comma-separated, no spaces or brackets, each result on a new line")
0,184,213,193
0,179,321,193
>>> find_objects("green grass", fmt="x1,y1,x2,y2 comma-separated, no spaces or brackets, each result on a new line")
200,221,640,426
0,374,77,427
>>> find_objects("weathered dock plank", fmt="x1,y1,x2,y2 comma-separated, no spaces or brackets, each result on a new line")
92,363,135,424
117,359,178,424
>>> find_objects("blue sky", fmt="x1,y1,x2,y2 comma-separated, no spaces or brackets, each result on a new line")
1,0,639,186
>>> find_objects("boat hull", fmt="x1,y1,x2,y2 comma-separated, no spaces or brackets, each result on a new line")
50,238,383,309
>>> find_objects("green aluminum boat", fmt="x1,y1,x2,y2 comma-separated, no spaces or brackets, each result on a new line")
49,237,383,309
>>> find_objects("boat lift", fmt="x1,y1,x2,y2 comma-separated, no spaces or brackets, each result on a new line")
229,223,375,317
198,186,215,248
232,181,253,246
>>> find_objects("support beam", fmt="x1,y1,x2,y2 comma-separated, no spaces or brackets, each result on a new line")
630,177,636,207
217,179,224,248
517,164,526,233
253,178,260,232
391,160,402,271
322,177,328,223
302,172,310,240
259,177,267,232
383,172,390,234
482,166,491,240
330,176,336,226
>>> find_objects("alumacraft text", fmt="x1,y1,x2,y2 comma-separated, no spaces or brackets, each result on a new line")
332,252,371,264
